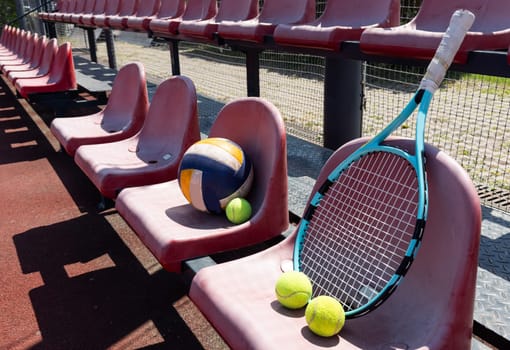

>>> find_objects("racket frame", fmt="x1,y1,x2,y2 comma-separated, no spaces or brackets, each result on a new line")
293,8,475,318
294,88,430,317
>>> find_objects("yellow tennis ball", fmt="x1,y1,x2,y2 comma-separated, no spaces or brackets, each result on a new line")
275,271,312,309
305,295,345,337
225,198,252,224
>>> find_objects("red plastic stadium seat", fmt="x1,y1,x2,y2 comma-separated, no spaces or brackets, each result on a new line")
7,38,57,83
69,0,97,25
80,0,106,27
43,0,72,22
149,0,186,29
11,33,38,67
0,25,7,50
360,0,510,64
0,31,33,67
145,0,185,33
38,0,65,21
149,0,216,37
62,0,84,23
125,0,161,32
50,62,149,157
178,0,258,41
92,0,120,28
189,137,481,350
0,26,16,52
218,0,315,43
106,0,139,29
274,0,400,51
0,30,27,60
115,97,288,272
2,36,47,76
15,42,77,99
74,75,200,199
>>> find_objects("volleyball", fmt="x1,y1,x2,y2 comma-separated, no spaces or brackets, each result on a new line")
178,138,254,214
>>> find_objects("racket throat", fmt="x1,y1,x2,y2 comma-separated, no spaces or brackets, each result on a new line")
414,89,425,104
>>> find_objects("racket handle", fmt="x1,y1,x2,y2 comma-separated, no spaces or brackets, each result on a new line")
420,9,475,92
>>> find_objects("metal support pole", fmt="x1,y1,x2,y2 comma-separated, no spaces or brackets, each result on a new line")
86,28,97,62
46,22,57,38
168,40,181,75
103,29,117,69
323,56,363,150
14,0,27,29
245,49,260,97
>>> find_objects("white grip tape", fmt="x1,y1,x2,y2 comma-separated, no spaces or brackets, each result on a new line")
420,9,475,92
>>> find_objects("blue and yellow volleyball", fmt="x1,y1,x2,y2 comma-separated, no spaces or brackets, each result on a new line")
178,138,254,214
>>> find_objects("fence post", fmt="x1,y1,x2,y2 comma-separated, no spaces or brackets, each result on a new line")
323,56,363,150
14,0,27,29
104,29,117,69
86,28,97,63
245,48,261,97
168,40,181,75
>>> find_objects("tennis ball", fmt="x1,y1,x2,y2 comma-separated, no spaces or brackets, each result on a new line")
275,271,312,309
305,295,345,337
225,197,252,224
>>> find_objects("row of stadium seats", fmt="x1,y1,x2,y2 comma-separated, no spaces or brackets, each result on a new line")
39,0,510,62
39,0,398,48
49,60,481,349
0,25,76,98
50,62,288,272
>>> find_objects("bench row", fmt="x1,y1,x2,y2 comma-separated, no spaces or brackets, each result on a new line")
50,61,288,271
49,61,481,349
0,25,76,98
39,0,510,63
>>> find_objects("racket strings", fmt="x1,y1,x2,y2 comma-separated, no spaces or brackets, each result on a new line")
301,152,419,311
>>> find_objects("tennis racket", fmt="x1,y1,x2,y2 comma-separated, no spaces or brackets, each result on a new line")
293,9,475,318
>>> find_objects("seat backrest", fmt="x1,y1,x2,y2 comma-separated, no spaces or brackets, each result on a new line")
0,25,8,44
82,0,96,13
58,0,71,13
413,0,510,31
21,32,37,62
5,27,17,50
101,62,149,133
305,137,480,348
30,35,47,68
156,0,185,19
103,0,120,16
55,0,65,10
8,27,20,52
47,42,76,88
15,31,30,58
117,0,139,16
37,38,58,75
215,0,258,22
181,0,217,21
12,29,27,56
72,0,87,14
91,0,106,14
136,76,200,162
319,0,400,27
63,0,77,13
208,98,288,227
259,0,315,24
134,0,160,17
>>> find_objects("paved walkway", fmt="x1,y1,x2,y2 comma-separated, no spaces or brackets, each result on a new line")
0,75,227,349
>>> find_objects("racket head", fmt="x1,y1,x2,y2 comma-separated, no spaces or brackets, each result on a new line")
294,142,427,318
